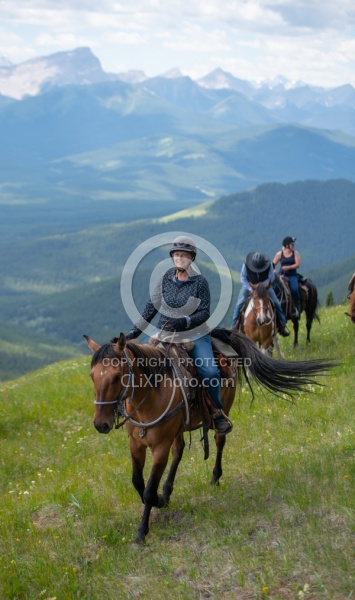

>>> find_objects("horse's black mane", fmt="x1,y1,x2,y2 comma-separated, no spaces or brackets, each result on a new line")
255,282,268,299
91,338,174,378
91,343,117,367
125,341,174,378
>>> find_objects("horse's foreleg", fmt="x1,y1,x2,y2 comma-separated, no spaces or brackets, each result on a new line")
162,434,185,505
273,335,285,360
130,439,147,503
210,385,236,485
292,317,299,346
134,447,170,544
134,503,153,544
210,432,227,485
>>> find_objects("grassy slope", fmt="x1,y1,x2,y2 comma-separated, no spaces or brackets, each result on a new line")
0,318,82,381
0,305,354,599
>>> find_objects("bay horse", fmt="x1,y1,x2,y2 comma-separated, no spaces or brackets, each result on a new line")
235,283,283,358
84,329,334,544
273,274,320,346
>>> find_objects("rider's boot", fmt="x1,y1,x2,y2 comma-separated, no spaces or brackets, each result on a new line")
205,387,233,435
212,409,233,435
291,302,300,318
276,313,290,337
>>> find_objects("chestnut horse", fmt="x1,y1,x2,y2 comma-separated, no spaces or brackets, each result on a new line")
236,283,283,358
85,329,334,544
345,289,355,323
273,274,320,346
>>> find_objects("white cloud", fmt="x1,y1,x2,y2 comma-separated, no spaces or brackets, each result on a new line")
0,0,354,86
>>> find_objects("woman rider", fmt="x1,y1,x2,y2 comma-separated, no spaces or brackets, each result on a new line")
125,235,232,435
273,236,301,317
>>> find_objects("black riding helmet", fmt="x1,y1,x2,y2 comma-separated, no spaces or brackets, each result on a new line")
169,236,196,261
283,236,296,247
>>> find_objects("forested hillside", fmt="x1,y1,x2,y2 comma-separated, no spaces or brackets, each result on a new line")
0,179,354,381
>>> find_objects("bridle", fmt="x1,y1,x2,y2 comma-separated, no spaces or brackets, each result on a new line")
93,345,191,432
93,349,134,406
249,292,273,327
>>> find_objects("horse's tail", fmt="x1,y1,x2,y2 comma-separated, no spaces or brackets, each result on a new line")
212,328,336,398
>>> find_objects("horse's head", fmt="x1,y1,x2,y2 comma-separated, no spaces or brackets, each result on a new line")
251,283,271,326
84,333,128,434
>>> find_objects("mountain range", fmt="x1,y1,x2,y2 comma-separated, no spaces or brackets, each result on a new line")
1,47,355,224
1,49,355,381
1,48,355,137
1,47,355,117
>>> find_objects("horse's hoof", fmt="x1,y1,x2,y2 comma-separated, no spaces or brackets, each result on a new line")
157,494,166,509
210,478,220,486
133,534,146,545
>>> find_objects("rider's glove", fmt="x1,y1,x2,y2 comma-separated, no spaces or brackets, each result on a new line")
165,317,188,332
125,327,141,341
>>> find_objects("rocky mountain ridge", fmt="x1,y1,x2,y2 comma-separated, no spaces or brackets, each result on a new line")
1,47,354,114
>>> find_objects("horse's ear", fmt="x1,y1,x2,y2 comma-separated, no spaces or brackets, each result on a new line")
83,335,100,353
114,333,126,355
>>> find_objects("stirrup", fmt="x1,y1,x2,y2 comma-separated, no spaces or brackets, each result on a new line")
212,410,233,435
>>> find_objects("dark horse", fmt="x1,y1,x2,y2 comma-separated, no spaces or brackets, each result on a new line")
85,329,334,544
273,274,320,346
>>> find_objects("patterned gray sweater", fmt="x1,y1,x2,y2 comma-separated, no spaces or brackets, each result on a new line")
136,267,210,334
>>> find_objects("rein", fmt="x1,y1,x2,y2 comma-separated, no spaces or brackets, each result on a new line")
94,344,191,432
121,351,191,430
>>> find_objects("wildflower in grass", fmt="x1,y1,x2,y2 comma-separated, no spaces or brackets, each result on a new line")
298,583,310,598
262,586,269,594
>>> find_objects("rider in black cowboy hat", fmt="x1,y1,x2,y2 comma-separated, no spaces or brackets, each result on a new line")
231,251,290,336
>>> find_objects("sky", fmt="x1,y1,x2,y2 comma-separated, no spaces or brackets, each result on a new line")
1,0,355,88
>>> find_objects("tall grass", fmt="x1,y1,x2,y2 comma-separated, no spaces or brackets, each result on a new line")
0,305,354,599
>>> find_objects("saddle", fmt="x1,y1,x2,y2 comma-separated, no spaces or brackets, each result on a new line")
297,273,309,302
149,330,238,380
148,330,236,451
274,274,304,319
